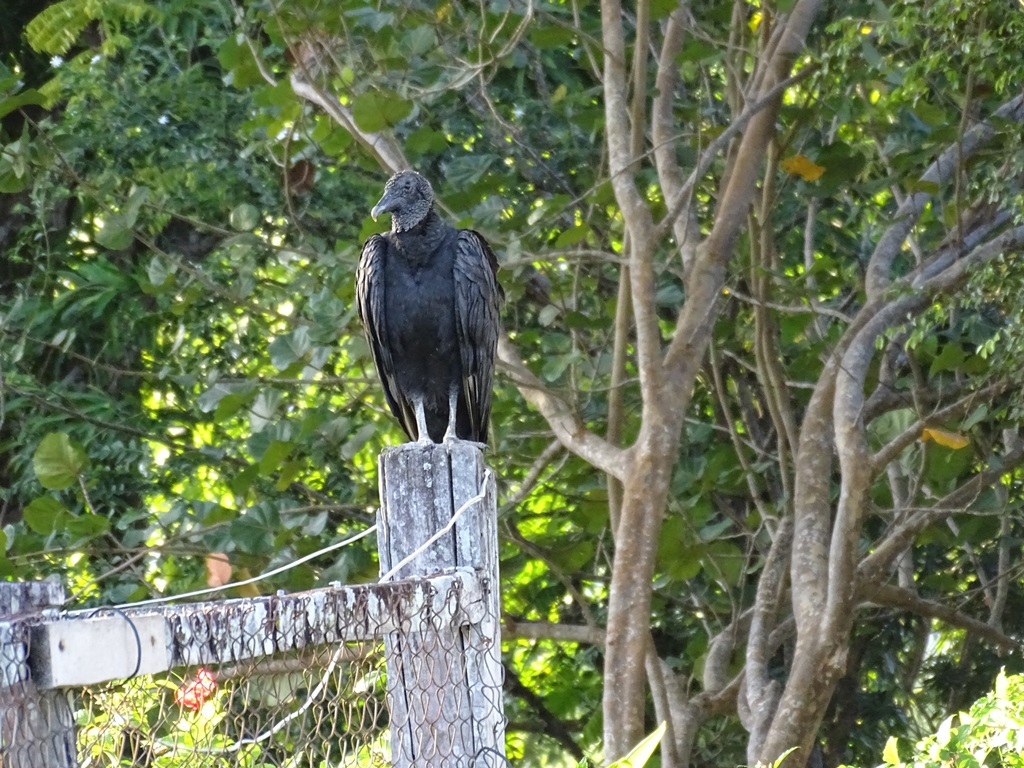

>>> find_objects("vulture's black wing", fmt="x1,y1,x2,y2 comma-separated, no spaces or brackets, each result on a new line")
453,230,503,442
356,234,417,440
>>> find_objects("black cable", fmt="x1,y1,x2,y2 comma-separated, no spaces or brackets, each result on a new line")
86,606,143,679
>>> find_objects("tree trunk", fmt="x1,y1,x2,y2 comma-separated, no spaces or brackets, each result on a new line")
602,422,681,759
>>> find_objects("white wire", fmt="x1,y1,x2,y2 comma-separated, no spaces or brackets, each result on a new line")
147,470,491,757
112,524,378,610
175,638,347,755
107,466,489,610
378,469,492,583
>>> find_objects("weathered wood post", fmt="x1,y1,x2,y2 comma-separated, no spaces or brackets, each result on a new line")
0,579,77,768
376,441,505,768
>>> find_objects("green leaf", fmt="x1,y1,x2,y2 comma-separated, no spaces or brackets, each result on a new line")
538,305,559,327
0,169,28,194
405,26,436,56
33,432,88,490
530,26,576,48
351,90,412,133
679,39,719,63
25,0,90,54
650,0,678,20
767,747,800,768
929,343,967,376
861,41,883,68
268,327,312,370
555,223,592,248
94,213,135,250
701,540,745,586
23,496,69,535
123,185,148,226
198,382,255,413
258,440,294,476
214,392,251,423
230,203,260,231
882,736,901,765
608,721,665,767
217,34,264,89
146,254,176,289
341,423,376,460
66,513,111,540
275,460,305,492
0,88,46,119
445,155,497,188
249,389,282,432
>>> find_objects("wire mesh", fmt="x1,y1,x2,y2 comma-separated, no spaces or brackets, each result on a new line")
75,641,389,767
1,571,505,768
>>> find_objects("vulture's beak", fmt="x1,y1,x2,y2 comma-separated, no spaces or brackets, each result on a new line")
371,192,396,221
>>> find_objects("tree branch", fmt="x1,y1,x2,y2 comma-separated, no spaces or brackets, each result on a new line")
862,583,1021,651
503,618,605,646
497,334,629,479
288,47,409,174
600,0,661,403
869,378,1012,477
865,90,1024,300
504,667,586,761
857,442,1024,587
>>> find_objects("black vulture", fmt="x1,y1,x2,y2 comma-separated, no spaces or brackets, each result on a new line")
356,170,503,444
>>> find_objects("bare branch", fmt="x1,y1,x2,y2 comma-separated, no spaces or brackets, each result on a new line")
287,42,409,174
858,443,1024,586
501,439,565,509
652,9,699,274
497,334,629,479
502,619,605,647
600,1,661,401
869,378,1012,477
865,91,1024,300
863,583,1021,651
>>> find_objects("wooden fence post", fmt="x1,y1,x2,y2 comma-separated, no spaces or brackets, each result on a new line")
0,579,77,768
377,441,505,768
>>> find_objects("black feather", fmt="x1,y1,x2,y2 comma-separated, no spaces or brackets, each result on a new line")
356,171,503,443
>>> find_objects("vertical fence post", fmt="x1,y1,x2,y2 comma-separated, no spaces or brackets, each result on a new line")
377,441,505,768
0,579,77,768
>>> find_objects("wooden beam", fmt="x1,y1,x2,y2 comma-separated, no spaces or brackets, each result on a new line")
27,570,482,688
0,580,77,768
377,441,506,768
29,613,167,689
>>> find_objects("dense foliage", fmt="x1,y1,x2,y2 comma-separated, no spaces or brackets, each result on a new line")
3,1,1024,766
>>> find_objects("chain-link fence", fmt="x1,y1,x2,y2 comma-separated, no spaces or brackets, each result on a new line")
76,639,390,766
1,568,505,768
2,445,504,767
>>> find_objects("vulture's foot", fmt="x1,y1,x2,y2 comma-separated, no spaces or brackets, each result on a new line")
442,434,488,451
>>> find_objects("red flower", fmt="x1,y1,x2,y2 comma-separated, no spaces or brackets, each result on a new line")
175,668,217,711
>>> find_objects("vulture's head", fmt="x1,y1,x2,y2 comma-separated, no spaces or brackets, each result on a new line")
371,170,434,232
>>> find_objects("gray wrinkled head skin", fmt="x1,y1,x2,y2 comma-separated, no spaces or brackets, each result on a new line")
371,170,435,232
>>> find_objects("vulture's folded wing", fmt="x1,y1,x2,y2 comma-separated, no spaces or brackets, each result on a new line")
453,230,503,443
356,234,416,440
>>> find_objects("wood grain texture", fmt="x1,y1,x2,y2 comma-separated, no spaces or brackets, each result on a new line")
377,442,505,767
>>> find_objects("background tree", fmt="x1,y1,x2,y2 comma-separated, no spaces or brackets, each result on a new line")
3,1,1024,766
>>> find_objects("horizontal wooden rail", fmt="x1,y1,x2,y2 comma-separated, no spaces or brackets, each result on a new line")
27,568,484,690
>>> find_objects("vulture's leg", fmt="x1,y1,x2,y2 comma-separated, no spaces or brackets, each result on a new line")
442,387,460,444
413,398,432,444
